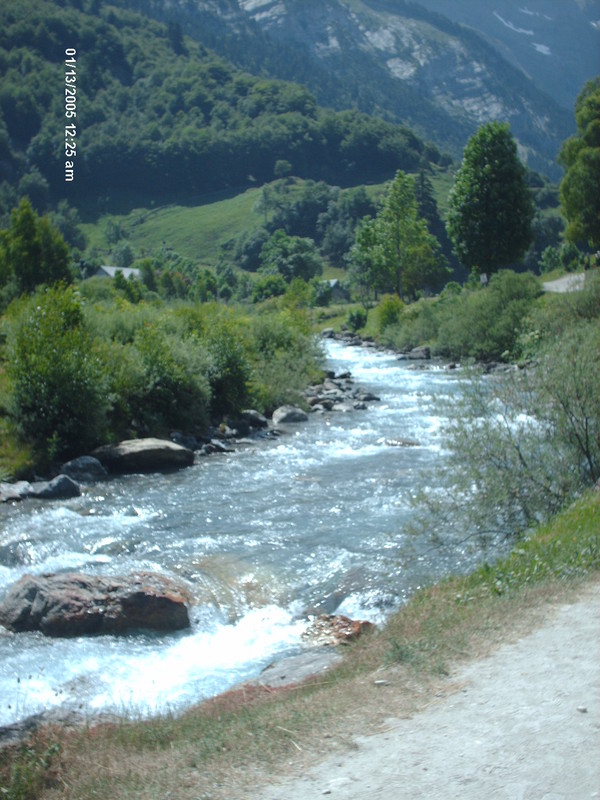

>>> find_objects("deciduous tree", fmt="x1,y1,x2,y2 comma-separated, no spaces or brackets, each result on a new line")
559,78,600,249
446,122,534,275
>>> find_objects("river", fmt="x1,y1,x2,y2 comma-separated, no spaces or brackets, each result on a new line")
0,340,490,727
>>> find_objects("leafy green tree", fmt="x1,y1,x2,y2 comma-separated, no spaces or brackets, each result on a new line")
0,198,71,295
558,78,600,248
252,273,287,303
349,171,448,301
259,229,323,282
378,171,448,298
347,216,382,315
447,122,534,275
138,258,158,291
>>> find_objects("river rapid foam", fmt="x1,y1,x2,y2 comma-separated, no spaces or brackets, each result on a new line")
0,341,486,726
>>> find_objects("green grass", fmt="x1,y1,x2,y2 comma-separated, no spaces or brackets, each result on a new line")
81,186,266,266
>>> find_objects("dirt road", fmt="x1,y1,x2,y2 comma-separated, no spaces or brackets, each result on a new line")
256,584,600,800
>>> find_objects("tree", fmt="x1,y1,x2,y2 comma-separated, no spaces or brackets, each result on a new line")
446,122,534,275
559,78,600,249
347,216,381,315
259,229,323,282
0,198,71,295
348,171,448,301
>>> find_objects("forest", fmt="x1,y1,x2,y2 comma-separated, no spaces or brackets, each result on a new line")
0,0,443,219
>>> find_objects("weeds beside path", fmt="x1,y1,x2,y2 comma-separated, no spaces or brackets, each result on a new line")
254,581,600,800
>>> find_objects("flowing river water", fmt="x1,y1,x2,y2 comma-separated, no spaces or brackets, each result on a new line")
0,340,495,727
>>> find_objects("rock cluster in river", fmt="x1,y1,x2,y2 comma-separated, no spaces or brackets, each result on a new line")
0,361,380,503
305,370,380,413
0,572,191,637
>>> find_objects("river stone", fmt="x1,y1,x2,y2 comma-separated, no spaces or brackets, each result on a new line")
302,614,376,647
28,475,81,500
0,476,81,503
272,405,309,425
240,409,269,429
92,438,194,474
407,345,431,360
60,456,108,483
0,481,32,503
0,572,191,637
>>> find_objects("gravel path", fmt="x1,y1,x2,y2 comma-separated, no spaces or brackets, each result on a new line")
543,274,586,293
257,584,600,800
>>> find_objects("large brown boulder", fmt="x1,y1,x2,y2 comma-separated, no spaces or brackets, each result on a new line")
92,438,194,474
0,572,191,637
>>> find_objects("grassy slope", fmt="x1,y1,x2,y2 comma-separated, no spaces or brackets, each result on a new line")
80,171,446,270
82,186,266,267
2,490,598,799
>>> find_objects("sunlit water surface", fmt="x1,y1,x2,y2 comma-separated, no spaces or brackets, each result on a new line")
0,341,493,725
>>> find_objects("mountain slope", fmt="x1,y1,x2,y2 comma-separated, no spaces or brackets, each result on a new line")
414,0,600,111
131,0,592,177
0,0,440,216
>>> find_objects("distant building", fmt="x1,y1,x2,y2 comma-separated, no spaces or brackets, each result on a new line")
95,265,141,280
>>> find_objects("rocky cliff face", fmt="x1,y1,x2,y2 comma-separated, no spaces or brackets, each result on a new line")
152,0,598,177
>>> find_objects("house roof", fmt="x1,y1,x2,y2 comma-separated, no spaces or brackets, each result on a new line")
95,266,141,280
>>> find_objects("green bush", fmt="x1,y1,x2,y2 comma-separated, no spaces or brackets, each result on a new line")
346,307,367,332
435,319,600,539
203,311,251,419
4,284,108,462
381,298,438,351
247,309,322,414
436,270,541,361
132,324,211,432
376,294,404,333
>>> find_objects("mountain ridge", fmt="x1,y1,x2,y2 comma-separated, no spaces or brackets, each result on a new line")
129,0,598,177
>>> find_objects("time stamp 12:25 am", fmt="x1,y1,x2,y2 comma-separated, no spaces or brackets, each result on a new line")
65,48,77,182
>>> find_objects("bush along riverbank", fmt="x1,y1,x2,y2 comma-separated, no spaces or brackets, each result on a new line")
0,353,380,503
0,487,597,799
0,285,329,482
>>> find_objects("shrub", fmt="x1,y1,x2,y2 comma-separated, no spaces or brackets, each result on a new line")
376,294,404,333
435,320,600,539
247,310,323,415
4,284,108,462
436,270,541,361
346,307,367,331
382,299,438,351
132,324,211,432
203,311,251,419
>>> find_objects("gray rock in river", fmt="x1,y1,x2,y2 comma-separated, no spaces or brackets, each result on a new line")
92,437,194,474
240,409,269,429
0,475,81,503
0,572,191,637
60,455,108,483
272,405,309,425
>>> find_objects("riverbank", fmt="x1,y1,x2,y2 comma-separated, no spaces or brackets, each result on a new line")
1,488,598,799
254,580,600,800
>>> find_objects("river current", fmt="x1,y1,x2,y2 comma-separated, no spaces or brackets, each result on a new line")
0,341,488,726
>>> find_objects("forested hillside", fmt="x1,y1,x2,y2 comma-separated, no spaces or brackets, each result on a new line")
113,0,583,178
0,0,443,218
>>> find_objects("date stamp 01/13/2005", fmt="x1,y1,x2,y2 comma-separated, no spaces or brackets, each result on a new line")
64,48,77,182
